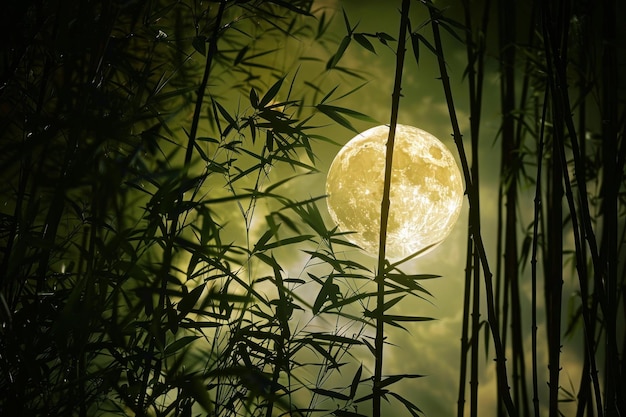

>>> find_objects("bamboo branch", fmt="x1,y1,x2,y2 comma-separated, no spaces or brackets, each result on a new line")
185,0,227,166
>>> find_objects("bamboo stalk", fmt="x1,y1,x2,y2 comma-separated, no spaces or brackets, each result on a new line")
575,4,592,415
498,0,515,411
543,29,564,417
427,2,517,415
373,1,411,415
469,4,489,417
498,1,531,414
457,238,473,417
531,88,549,417
546,110,563,417
457,2,490,414
470,244,480,417
540,2,608,416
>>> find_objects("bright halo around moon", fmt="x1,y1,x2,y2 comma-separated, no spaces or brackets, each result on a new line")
325,124,464,260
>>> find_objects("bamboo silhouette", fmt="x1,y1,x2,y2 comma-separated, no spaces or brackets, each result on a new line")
457,2,490,416
427,1,519,415
374,1,411,416
450,1,625,415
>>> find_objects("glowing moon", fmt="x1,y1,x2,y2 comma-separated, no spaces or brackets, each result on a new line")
325,124,464,260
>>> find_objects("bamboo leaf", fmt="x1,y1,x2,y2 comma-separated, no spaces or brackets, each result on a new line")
342,8,353,34
354,33,376,53
386,274,434,296
164,336,201,356
250,88,259,108
149,85,198,103
316,104,357,132
214,100,237,129
304,250,345,272
323,291,377,312
179,321,223,329
259,76,285,108
166,296,178,335
192,36,206,56
354,390,389,403
361,337,375,356
410,32,420,66
253,228,275,253
312,388,350,401
316,11,329,39
380,374,425,388
437,20,465,44
260,234,313,250
333,410,368,417
197,137,220,144
320,84,340,104
266,129,273,152
334,82,370,101
267,0,313,16
376,31,396,45
327,36,352,69
178,284,205,316
284,278,305,284
234,45,249,65
388,391,423,417
349,364,363,399
383,315,434,322
299,338,340,368
317,104,376,122
313,277,341,315
309,332,362,345
382,295,405,312
414,33,438,57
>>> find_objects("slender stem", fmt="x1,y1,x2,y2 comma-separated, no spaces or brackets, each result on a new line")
457,236,473,417
547,99,563,417
458,3,489,415
498,1,530,414
373,1,410,416
185,0,227,166
427,2,517,416
530,88,549,417
541,5,564,410
575,4,591,415
266,265,289,417
470,245,480,417
466,2,489,417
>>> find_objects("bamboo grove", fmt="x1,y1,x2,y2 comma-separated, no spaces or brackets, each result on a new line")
0,0,624,417
449,0,626,416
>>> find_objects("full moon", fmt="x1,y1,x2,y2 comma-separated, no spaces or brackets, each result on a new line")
325,124,464,260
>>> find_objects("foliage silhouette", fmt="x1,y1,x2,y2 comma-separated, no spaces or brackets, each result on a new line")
2,0,624,417
0,1,436,416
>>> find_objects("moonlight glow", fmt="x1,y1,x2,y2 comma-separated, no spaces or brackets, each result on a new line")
325,124,464,260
